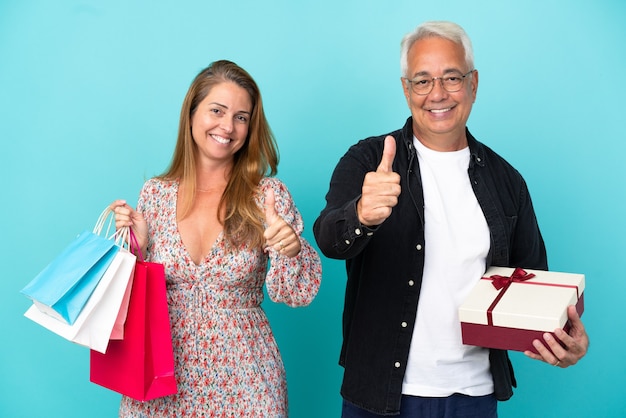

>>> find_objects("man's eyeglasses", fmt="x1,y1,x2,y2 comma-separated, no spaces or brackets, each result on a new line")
404,70,475,95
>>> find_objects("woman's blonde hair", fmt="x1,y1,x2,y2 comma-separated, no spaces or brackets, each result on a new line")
160,60,279,248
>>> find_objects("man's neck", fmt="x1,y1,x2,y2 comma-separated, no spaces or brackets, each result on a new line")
413,128,468,152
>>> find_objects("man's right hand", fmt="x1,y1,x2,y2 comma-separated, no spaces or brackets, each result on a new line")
357,135,401,226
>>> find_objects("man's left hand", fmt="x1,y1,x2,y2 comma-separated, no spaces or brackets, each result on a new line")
524,305,589,367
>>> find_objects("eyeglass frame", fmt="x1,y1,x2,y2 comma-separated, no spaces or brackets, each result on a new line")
403,69,475,95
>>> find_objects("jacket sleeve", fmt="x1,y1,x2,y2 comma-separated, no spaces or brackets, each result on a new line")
313,140,381,260
510,177,548,270
260,177,322,307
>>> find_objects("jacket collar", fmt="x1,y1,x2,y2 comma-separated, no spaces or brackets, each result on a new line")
400,117,486,168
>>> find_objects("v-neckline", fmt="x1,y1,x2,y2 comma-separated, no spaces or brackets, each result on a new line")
173,180,224,267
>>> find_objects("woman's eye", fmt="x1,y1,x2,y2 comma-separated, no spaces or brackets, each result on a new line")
236,115,249,123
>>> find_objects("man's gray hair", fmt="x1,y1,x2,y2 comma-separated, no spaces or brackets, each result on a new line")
400,21,474,77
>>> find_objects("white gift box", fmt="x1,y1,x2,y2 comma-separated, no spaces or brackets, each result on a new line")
458,267,585,353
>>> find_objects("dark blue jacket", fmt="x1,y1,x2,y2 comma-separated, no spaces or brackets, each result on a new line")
313,117,548,415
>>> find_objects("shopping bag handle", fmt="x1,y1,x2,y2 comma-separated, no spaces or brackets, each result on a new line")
129,228,144,262
93,207,115,237
94,206,131,250
111,226,131,250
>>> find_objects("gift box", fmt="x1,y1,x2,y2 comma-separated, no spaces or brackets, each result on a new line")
458,267,585,353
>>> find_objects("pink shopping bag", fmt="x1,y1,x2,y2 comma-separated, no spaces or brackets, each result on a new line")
89,257,178,401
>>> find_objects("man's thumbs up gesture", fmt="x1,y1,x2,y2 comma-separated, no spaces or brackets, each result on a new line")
357,135,401,226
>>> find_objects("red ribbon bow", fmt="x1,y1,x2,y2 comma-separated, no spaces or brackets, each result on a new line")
483,267,536,326
486,267,536,290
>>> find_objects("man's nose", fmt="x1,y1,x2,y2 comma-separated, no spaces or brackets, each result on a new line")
428,78,448,99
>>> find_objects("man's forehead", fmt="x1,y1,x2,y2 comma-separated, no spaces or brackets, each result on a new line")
409,68,465,77
406,39,467,76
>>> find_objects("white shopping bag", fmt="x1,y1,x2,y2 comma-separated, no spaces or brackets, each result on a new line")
109,260,135,341
24,247,136,353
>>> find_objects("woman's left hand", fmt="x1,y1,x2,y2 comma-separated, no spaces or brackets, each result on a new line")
524,305,589,368
263,188,301,258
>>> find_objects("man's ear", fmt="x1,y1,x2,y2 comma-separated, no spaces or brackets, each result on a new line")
401,77,411,102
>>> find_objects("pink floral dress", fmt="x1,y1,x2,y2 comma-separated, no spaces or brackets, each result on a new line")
119,177,322,417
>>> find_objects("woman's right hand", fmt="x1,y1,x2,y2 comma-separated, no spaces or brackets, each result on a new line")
109,199,148,255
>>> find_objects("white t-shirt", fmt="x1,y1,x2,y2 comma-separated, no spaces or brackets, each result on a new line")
401,137,494,397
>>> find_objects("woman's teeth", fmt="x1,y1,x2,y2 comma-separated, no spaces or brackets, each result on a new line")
211,134,231,144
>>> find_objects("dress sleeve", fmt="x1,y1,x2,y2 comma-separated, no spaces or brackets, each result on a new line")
135,179,158,261
259,177,322,307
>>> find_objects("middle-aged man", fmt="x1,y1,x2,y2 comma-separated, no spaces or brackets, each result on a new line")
313,21,588,417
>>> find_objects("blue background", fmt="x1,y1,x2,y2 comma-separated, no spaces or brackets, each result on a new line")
2,1,625,417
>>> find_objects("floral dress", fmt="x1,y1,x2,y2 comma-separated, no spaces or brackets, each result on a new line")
119,177,322,418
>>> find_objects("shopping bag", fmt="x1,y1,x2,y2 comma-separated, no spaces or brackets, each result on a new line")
23,237,136,353
108,261,135,341
21,208,121,324
90,251,178,401
107,225,136,341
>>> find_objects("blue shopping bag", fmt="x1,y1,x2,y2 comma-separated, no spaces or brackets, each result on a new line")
21,229,120,325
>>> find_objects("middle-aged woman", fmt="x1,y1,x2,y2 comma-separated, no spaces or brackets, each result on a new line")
110,60,321,417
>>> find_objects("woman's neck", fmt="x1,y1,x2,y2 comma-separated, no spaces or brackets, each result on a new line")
195,160,231,192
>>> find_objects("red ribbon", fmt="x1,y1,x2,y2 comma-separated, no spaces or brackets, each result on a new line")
484,267,536,326
488,267,536,290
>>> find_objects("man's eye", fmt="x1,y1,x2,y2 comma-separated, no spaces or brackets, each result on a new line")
414,79,430,86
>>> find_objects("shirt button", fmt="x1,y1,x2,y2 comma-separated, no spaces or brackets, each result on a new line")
416,244,422,250
394,362,401,368
355,228,361,235
344,239,350,245
401,322,407,328
366,232,374,236
408,280,414,286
